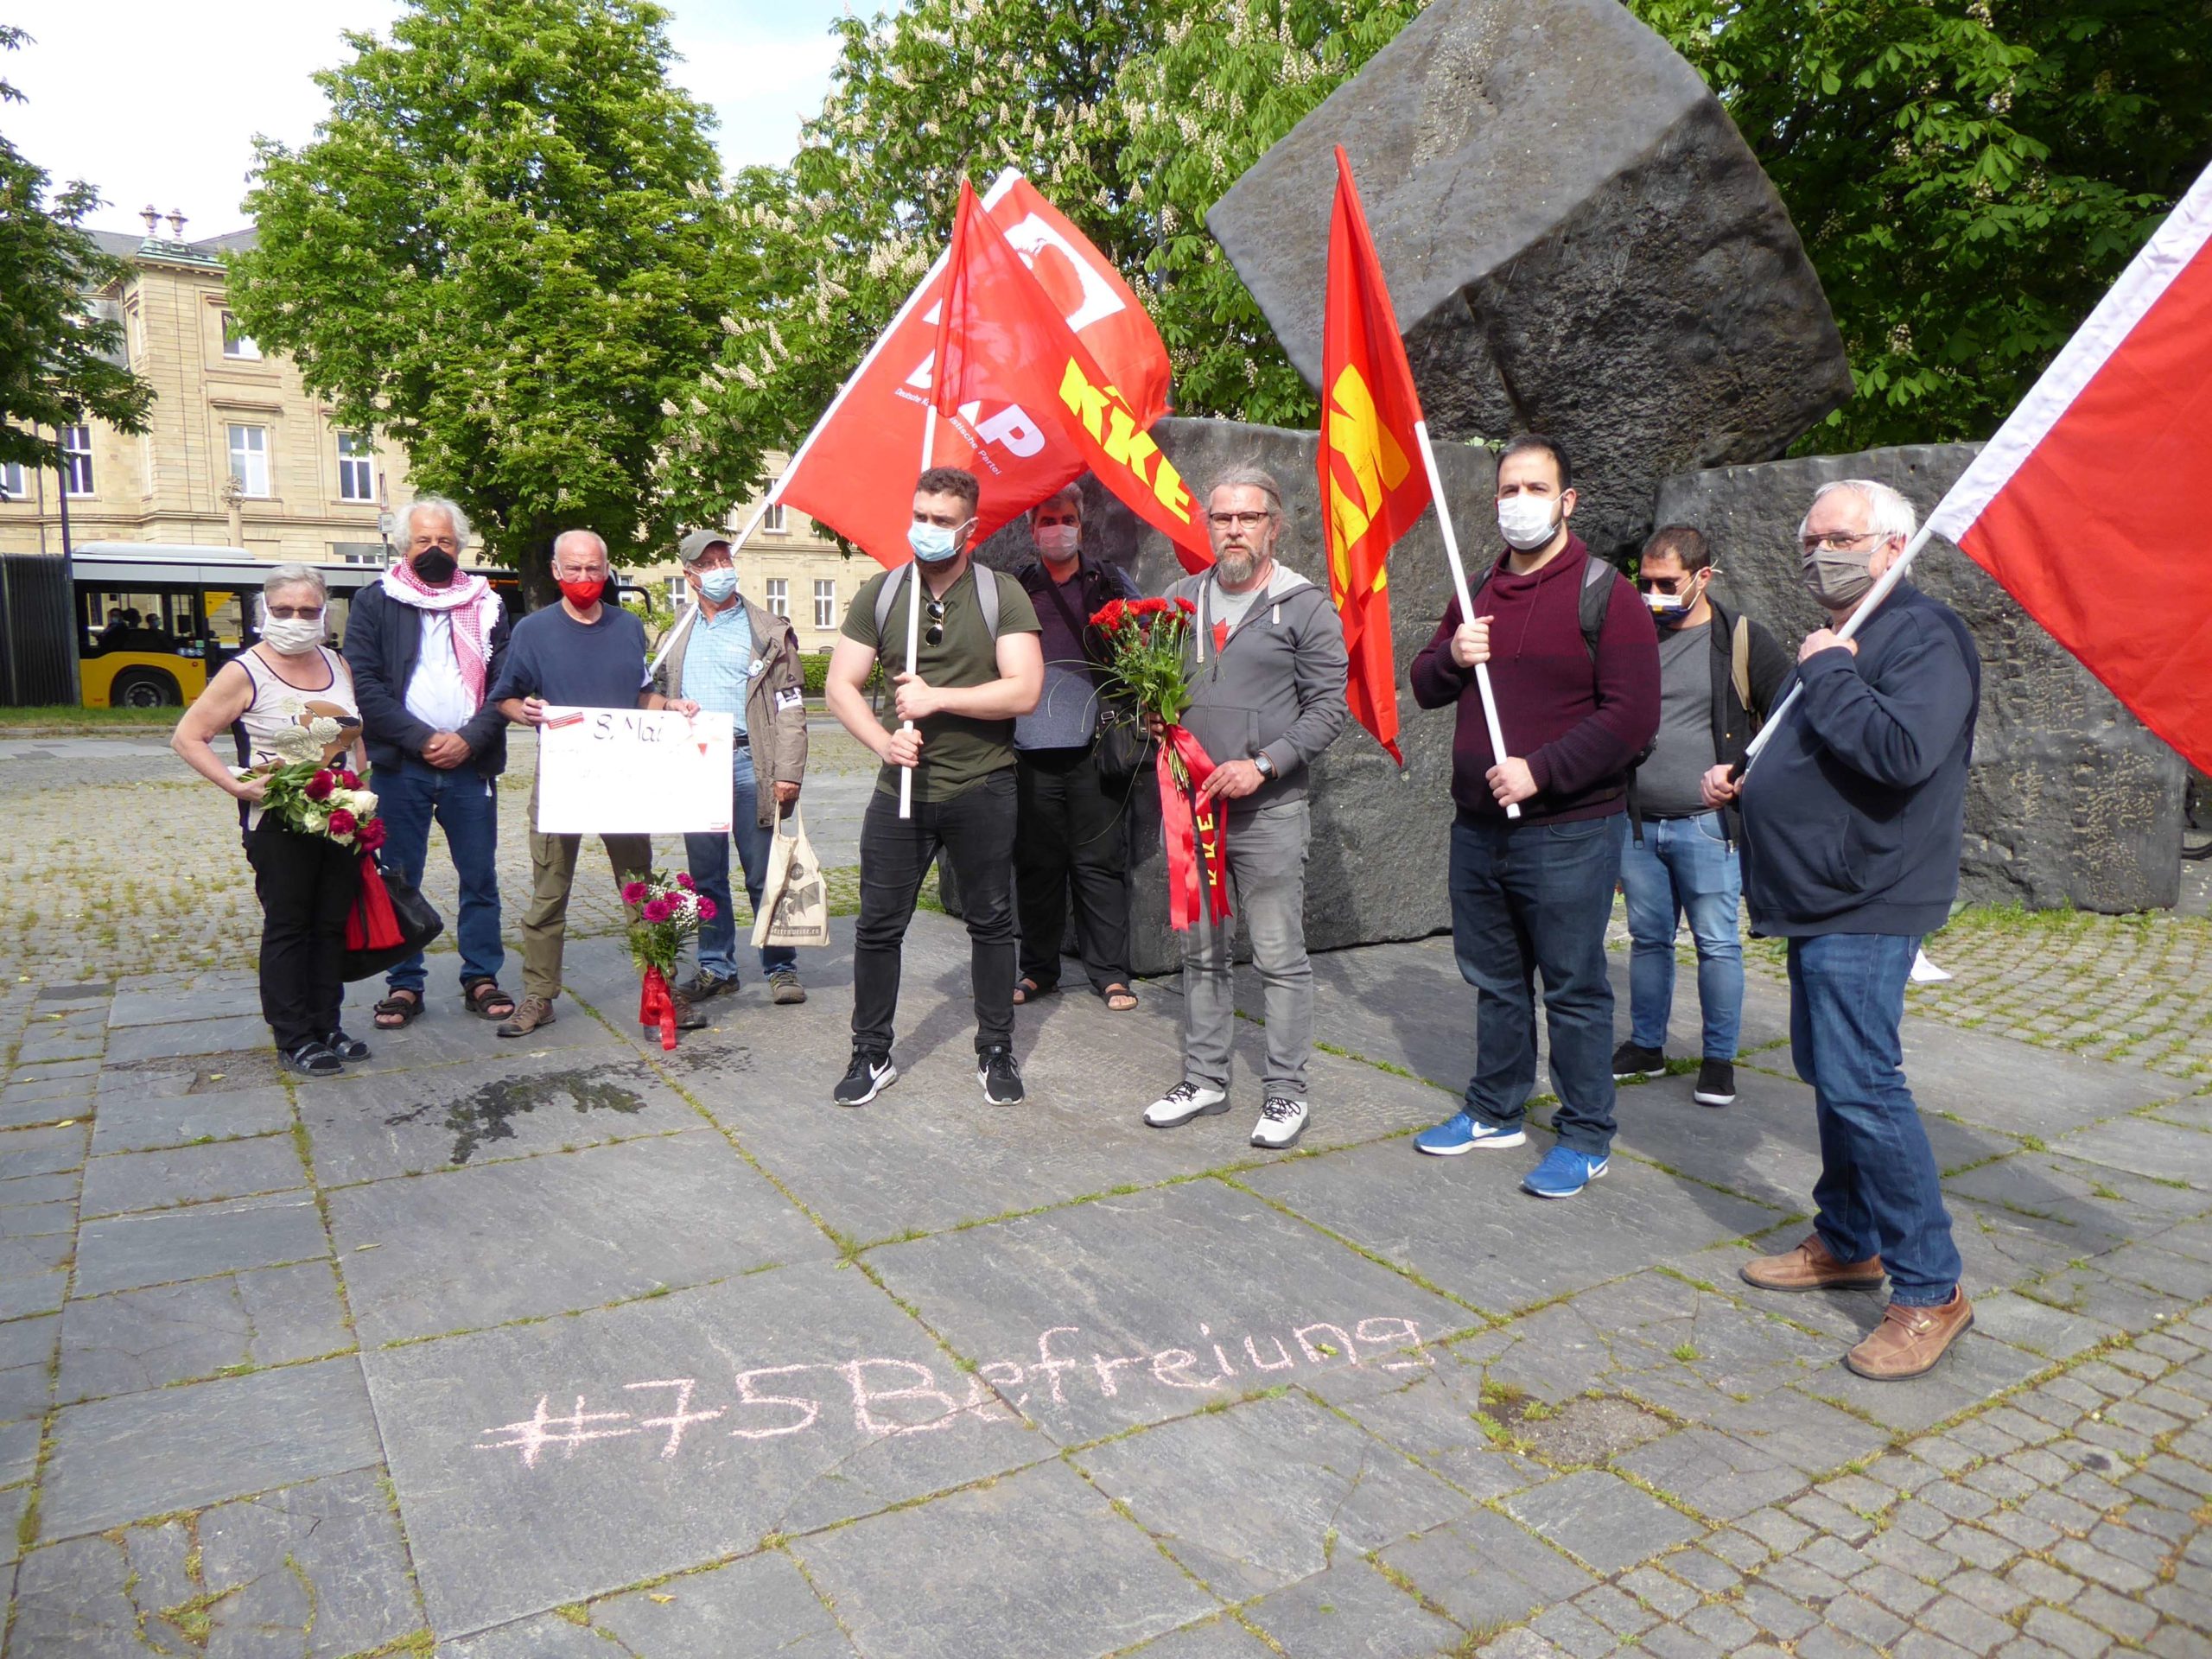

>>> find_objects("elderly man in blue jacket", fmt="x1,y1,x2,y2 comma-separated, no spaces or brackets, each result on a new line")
1710,478,1979,1382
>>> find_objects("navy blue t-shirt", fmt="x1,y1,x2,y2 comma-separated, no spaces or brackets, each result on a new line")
489,604,652,710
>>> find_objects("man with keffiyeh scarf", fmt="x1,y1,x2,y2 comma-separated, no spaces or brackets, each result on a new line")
345,498,516,1029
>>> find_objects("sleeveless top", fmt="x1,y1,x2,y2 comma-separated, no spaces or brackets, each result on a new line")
234,647,359,830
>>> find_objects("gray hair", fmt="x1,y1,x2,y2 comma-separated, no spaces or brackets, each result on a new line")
397,496,472,550
1207,462,1284,517
1800,479,1916,543
262,563,327,602
550,529,608,565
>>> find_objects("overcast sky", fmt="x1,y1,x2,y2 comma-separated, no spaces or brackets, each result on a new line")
3,0,856,240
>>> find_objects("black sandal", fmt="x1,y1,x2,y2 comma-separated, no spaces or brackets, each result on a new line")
1012,976,1059,1007
461,978,516,1021
373,988,423,1029
1100,982,1140,1012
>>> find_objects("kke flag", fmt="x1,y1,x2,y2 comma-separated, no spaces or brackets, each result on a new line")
934,181,1212,573
1925,161,2212,773
1319,147,1433,764
778,171,1177,567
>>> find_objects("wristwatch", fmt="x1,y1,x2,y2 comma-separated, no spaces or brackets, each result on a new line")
1252,753,1278,780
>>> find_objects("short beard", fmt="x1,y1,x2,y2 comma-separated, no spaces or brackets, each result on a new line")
1217,548,1262,588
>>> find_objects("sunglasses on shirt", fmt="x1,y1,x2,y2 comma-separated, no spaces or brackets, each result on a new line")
925,597,946,646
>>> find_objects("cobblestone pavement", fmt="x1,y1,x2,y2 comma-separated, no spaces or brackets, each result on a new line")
0,734,2209,1658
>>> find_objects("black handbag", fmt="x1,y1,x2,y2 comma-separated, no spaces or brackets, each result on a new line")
340,867,447,982
1095,700,1157,792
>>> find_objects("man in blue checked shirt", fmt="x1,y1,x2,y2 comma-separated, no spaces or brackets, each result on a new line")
658,528,811,1007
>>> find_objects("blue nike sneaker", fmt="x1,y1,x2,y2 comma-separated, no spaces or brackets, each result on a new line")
1414,1110,1527,1156
1523,1145,1609,1198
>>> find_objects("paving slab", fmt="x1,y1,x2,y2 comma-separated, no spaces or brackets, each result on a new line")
1796,1332,2050,1436
865,1178,1471,1445
1503,1469,1704,1574
1606,1065,1826,1213
2049,1116,2212,1190
361,1263,1038,1637
59,1259,352,1402
1378,1505,1597,1630
86,1083,294,1155
1119,1615,1278,1658
439,1611,616,1659
1617,1425,1812,1522
0,1271,65,1323
0,1199,71,1239
6,1530,193,1659
1967,1289,2126,1362
78,1132,308,1217
0,1313,55,1425
1302,1351,1552,1499
101,1013,270,1065
1894,1018,2183,1139
1947,1152,2207,1249
1239,1556,1463,1658
791,1457,1219,1659
1071,1391,1471,1597
39,1356,384,1539
0,1121,88,1181
108,983,264,1027
195,1467,428,1657
73,1190,328,1296
330,1128,830,1346
592,1549,855,1659
329,982,634,1077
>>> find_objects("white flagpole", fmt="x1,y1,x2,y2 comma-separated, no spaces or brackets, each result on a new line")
647,493,778,680
898,404,938,819
1413,421,1519,820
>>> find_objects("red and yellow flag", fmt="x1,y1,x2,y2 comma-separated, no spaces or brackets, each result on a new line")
1319,146,1433,765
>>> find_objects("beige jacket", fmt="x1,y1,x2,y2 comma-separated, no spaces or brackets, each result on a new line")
658,593,808,829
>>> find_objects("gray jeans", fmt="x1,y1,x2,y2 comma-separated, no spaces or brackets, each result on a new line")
1180,798,1312,1098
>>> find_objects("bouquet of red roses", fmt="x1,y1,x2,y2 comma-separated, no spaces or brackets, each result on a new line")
621,871,718,1049
1089,595,1230,929
258,762,387,855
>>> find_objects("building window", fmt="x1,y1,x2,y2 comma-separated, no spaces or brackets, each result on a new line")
221,312,261,359
813,579,836,631
765,578,788,618
665,576,687,612
0,461,22,500
61,425,93,496
336,432,374,501
227,424,270,497
762,501,787,535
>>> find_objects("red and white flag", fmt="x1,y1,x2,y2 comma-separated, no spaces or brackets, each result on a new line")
1925,161,2212,773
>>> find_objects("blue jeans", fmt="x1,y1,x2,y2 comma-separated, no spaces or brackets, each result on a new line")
1450,813,1621,1156
373,760,503,995
684,746,797,982
1788,931,1961,1306
1618,812,1745,1059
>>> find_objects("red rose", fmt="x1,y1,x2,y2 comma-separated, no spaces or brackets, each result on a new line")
676,872,696,890
338,769,360,789
357,819,387,852
303,772,334,802
327,808,358,836
621,880,648,906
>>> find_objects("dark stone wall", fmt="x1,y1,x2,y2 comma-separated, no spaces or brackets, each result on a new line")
1653,446,2186,912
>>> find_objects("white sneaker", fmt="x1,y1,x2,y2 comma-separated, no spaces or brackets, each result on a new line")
1250,1096,1309,1149
1143,1080,1229,1128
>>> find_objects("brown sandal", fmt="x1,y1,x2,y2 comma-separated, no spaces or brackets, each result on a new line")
372,988,423,1029
461,978,516,1021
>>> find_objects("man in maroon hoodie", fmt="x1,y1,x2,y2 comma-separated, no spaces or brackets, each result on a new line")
1408,435,1661,1198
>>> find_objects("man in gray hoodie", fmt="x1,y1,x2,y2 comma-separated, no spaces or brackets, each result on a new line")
1141,465,1349,1149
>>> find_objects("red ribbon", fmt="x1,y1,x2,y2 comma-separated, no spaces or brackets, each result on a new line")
344,855,404,951
1155,723,1232,931
639,965,679,1051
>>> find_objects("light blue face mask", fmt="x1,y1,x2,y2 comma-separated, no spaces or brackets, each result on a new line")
908,518,971,564
696,567,739,603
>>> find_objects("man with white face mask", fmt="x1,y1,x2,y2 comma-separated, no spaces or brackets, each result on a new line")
1707,478,1980,1382
823,466,1044,1109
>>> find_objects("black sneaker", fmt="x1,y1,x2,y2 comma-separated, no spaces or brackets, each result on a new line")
834,1051,897,1108
280,1040,343,1078
680,969,739,1001
1694,1058,1737,1107
321,1029,370,1062
978,1046,1025,1106
1612,1040,1666,1081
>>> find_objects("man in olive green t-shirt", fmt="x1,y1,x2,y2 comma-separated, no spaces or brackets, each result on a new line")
823,466,1044,1108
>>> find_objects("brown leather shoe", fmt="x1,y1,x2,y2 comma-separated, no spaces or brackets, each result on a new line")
1846,1289,1974,1380
1740,1233,1886,1294
496,994,557,1039
665,991,709,1033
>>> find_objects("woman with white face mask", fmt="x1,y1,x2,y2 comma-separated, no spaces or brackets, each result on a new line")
174,565,372,1078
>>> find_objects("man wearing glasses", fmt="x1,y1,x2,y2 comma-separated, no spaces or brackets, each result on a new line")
823,467,1045,1108
1610,525,1789,1109
1713,479,1979,1381
1140,465,1349,1151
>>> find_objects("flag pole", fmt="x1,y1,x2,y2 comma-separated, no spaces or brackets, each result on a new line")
1413,420,1520,821
647,493,777,680
899,404,938,819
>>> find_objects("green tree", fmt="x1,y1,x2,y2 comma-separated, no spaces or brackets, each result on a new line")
227,0,747,598
0,25,155,475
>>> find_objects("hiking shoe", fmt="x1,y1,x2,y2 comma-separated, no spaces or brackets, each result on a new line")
834,1051,897,1108
1414,1110,1527,1155
1740,1233,1885,1294
279,1039,343,1078
1143,1080,1229,1128
978,1046,1025,1105
769,969,806,1005
1250,1097,1308,1149
1523,1145,1609,1198
321,1029,371,1063
1694,1058,1737,1107
1612,1040,1666,1080
680,968,739,1001
665,991,709,1033
497,995,556,1039
1846,1290,1974,1380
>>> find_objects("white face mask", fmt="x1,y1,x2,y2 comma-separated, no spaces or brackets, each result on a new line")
258,605,326,656
1033,523,1080,560
1497,493,1562,553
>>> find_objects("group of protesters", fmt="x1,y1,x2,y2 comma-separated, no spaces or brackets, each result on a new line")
171,436,1981,1383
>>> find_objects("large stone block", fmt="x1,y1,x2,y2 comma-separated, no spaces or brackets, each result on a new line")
974,416,1492,975
1653,445,2186,912
1207,0,1852,561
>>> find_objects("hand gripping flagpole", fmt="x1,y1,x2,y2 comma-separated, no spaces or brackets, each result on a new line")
1412,421,1519,820
898,404,938,819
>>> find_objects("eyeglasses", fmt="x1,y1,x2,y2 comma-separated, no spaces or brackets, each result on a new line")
264,605,324,620
1800,530,1879,556
1207,511,1271,530
925,597,946,646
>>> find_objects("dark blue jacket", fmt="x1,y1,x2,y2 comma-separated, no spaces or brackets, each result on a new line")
343,583,511,779
1738,582,1978,938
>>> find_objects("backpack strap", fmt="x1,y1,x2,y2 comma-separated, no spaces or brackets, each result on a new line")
1575,556,1616,664
873,563,910,658
872,563,1007,680
975,563,1001,638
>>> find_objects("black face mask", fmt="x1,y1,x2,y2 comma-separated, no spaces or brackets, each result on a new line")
411,550,458,585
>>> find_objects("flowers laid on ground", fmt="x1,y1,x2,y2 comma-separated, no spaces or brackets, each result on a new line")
623,871,718,1050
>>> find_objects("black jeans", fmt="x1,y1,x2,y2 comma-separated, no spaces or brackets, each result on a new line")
244,819,361,1051
853,769,1019,1058
1014,746,1130,994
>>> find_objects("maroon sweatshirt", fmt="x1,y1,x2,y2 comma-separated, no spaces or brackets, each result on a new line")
1409,536,1661,824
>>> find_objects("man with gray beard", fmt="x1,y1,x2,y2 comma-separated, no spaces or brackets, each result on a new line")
1140,466,1348,1150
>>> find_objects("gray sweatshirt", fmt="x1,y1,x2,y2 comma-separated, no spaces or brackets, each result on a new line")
1166,561,1350,817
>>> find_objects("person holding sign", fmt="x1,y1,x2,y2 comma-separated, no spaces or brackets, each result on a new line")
661,528,810,1008
823,467,1044,1109
490,530,702,1039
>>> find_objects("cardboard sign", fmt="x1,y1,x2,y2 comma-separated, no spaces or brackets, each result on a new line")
536,707,733,835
